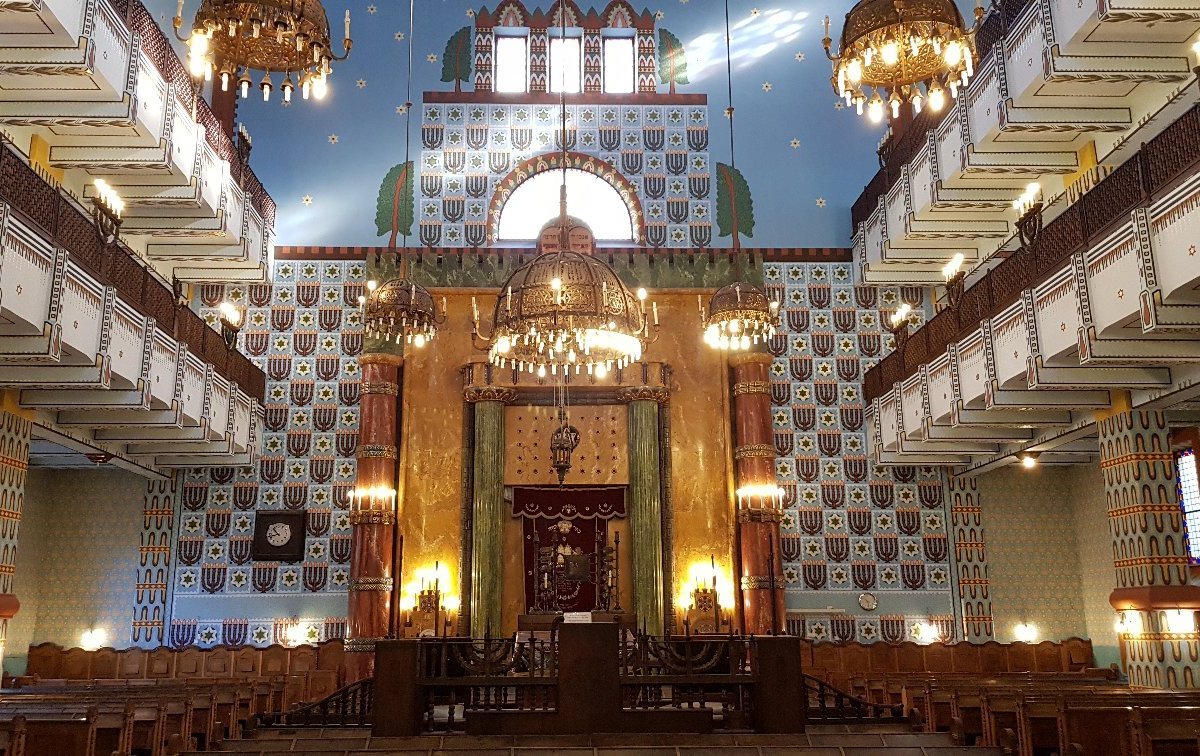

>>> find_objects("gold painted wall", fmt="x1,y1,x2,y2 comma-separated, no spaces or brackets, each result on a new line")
397,291,736,632
505,405,627,486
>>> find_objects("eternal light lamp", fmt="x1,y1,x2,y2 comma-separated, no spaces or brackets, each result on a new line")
699,283,781,351
359,278,446,348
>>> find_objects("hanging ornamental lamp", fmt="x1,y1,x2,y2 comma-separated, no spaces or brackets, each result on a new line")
471,214,659,380
174,0,352,103
359,278,446,348
700,283,780,351
823,0,981,122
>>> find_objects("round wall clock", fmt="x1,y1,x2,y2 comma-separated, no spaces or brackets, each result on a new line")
266,522,292,547
858,592,879,611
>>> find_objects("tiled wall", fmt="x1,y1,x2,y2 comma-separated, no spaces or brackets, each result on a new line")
167,260,365,647
1069,464,1120,666
765,263,959,641
6,468,145,670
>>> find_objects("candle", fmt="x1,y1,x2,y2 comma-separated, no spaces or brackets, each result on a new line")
507,286,512,314
652,301,658,326
344,9,351,40
175,0,184,17
471,296,478,322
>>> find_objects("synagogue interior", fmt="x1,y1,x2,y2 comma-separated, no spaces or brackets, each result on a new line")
0,0,1198,752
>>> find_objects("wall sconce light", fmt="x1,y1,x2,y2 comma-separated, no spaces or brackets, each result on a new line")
1164,608,1196,634
735,483,785,511
1013,182,1043,254
942,253,966,309
91,179,124,249
887,303,912,348
347,486,397,509
284,619,308,647
1013,621,1038,643
1019,451,1041,469
676,556,735,634
1115,610,1144,637
80,627,109,651
400,561,457,637
911,620,941,644
218,301,244,350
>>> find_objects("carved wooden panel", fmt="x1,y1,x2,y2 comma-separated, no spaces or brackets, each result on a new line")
504,404,628,486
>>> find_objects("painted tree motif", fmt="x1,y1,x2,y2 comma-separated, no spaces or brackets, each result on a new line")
441,26,474,92
716,163,755,249
375,162,414,248
657,28,689,94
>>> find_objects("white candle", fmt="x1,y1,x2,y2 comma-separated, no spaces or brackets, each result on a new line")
652,301,658,326
176,0,184,17
507,286,512,314
471,296,479,321
344,9,351,40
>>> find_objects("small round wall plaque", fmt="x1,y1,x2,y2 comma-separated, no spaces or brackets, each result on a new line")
858,592,878,611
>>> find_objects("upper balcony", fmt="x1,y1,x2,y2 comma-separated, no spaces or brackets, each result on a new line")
0,133,265,471
850,0,1200,284
0,0,277,283
862,103,1200,472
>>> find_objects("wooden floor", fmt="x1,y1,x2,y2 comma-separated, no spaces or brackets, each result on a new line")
194,725,1002,755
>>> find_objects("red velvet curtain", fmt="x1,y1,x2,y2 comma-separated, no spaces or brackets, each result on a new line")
513,487,626,613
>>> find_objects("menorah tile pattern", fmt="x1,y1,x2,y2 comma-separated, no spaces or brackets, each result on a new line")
765,262,959,641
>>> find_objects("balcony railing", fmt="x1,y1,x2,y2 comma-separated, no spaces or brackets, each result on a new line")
0,136,266,402
105,0,276,231
848,0,1035,230
863,102,1200,403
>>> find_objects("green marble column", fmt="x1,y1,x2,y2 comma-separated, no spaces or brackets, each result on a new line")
624,390,668,634
468,392,512,637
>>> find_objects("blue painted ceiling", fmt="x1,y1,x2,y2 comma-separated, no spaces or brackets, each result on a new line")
148,0,896,248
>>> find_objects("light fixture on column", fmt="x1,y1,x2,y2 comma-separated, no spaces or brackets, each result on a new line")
219,301,244,350
823,0,982,121
735,483,786,510
700,284,780,350
887,303,912,348
91,179,124,249
942,252,965,309
359,278,446,348
1013,621,1038,643
1019,450,1040,468
173,0,352,104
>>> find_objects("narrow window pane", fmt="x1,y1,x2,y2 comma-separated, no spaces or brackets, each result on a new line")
604,38,635,94
549,37,581,93
495,36,528,93
1179,450,1200,560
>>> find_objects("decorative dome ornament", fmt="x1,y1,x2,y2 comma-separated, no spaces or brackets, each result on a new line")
358,278,445,348
700,283,780,351
174,0,352,103
471,213,659,379
823,0,982,122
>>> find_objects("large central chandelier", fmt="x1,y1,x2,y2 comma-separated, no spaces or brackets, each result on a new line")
472,214,657,379
823,0,980,122
174,0,352,103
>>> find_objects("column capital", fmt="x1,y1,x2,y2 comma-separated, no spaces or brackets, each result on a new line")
618,386,670,404
359,352,405,368
464,386,518,404
728,351,773,368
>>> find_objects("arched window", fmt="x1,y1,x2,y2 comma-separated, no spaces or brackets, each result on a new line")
496,169,636,242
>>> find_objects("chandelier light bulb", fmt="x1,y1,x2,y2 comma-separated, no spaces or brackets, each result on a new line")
847,58,863,84
889,89,901,119
867,92,884,123
537,365,547,378
881,37,900,66
911,89,924,114
282,75,295,103
944,40,962,66
261,73,272,102
239,72,251,99
413,333,426,348
863,47,874,66
302,76,312,99
550,277,562,290
595,363,608,378
928,80,946,111
856,97,864,115
313,74,328,100
637,287,648,300
949,80,959,99
220,70,230,91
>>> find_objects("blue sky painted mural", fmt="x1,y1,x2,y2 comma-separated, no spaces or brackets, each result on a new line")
149,0,891,248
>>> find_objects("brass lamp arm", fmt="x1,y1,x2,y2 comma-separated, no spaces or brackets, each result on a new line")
821,16,839,61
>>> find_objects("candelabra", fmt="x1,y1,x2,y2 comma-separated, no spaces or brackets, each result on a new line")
218,301,244,350
887,303,912,348
1013,183,1043,256
91,179,123,249
942,252,966,309
401,563,458,638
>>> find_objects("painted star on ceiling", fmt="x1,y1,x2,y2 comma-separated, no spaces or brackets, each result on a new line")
356,79,367,89
790,138,800,148
328,134,339,144
394,32,405,41
762,82,772,92
816,198,827,208
795,52,806,62
395,104,409,114
426,54,438,63
366,4,376,13
301,195,313,206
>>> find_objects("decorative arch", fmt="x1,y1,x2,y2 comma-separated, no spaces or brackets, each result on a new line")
493,0,527,27
602,0,637,27
487,151,646,243
547,1,584,26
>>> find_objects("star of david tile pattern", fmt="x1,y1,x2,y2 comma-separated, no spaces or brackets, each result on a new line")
418,102,713,248
765,262,958,642
168,260,365,646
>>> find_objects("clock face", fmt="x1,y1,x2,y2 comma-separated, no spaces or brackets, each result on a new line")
858,592,878,611
266,522,292,547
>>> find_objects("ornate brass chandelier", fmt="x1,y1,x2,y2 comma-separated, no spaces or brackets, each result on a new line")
471,212,658,379
174,0,352,103
823,0,981,122
359,277,445,348
700,283,780,351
